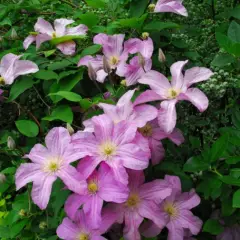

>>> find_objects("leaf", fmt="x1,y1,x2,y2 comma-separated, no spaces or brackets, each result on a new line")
34,70,58,80
203,219,224,235
48,91,82,102
117,14,147,30
231,6,240,20
79,99,93,111
77,13,99,28
43,105,73,123
50,35,86,45
129,0,148,17
10,219,29,238
183,156,209,172
144,21,180,31
211,53,236,67
85,0,107,8
43,49,56,57
48,60,72,71
15,120,39,137
226,156,240,164
80,44,102,58
233,189,240,208
228,21,240,42
8,77,34,101
220,175,240,186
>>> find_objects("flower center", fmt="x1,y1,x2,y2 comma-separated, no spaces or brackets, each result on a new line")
99,141,117,160
43,157,62,173
163,202,178,219
109,56,119,66
138,123,153,137
0,77,5,85
87,182,98,194
167,88,180,99
126,194,140,208
77,233,89,240
52,32,57,38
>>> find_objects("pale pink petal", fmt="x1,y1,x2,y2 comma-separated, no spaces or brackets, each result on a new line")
104,34,125,57
123,38,141,55
57,41,76,56
132,132,151,159
84,194,103,228
31,174,57,210
140,38,154,59
65,194,87,220
164,175,182,193
133,90,162,106
93,33,108,45
176,190,201,210
139,179,172,203
158,99,177,134
167,221,184,240
92,237,107,240
25,144,49,164
78,55,103,70
149,138,165,165
168,128,185,145
178,88,208,112
127,169,145,192
82,119,94,132
66,24,88,36
56,217,79,240
57,165,87,195
117,89,135,107
123,211,143,240
170,60,188,89
96,69,108,83
140,221,162,238
23,35,36,50
36,33,52,49
34,18,54,35
138,70,171,98
184,67,214,87
98,104,118,122
15,163,43,190
13,60,39,79
54,18,74,36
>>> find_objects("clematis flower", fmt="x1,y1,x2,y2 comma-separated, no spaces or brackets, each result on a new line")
141,175,202,240
217,224,240,240
136,60,214,133
23,18,88,55
0,53,39,85
57,208,117,240
72,114,150,185
138,119,184,165
154,0,188,17
15,127,87,210
78,33,138,83
110,170,172,240
65,163,129,228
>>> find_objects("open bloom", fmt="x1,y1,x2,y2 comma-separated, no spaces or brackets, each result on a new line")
57,208,117,240
0,53,39,85
137,60,214,133
15,127,87,210
154,0,188,17
138,119,184,165
110,170,172,240
24,18,88,55
141,175,202,240
72,114,150,185
65,163,129,228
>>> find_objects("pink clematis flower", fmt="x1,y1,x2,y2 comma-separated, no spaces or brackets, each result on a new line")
15,127,87,210
138,119,184,165
110,170,172,240
217,224,240,240
0,53,39,85
65,163,129,228
136,60,214,133
72,114,150,185
23,18,88,55
57,208,117,240
141,175,202,240
154,0,188,17
78,33,138,83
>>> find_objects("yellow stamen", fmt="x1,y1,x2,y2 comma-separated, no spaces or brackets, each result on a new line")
52,32,57,38
138,123,153,137
167,88,180,99
126,194,140,208
87,182,98,194
99,141,117,159
109,56,119,66
142,32,149,40
78,233,89,240
164,202,178,219
43,157,61,173
0,77,5,85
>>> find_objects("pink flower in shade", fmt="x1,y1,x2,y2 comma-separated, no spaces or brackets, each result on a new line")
109,170,172,240
0,89,3,101
217,225,240,240
136,60,214,133
71,114,150,186
65,163,129,228
154,0,188,17
78,34,138,83
23,18,88,55
141,175,202,240
138,119,184,165
57,208,117,240
15,127,87,210
0,53,39,85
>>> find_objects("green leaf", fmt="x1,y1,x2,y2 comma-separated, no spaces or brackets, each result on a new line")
15,120,39,137
50,35,86,45
117,14,147,30
226,156,240,164
48,91,82,102
77,13,99,28
10,219,29,238
228,21,240,43
80,44,102,58
220,175,240,186
211,53,236,67
34,70,58,80
233,189,240,208
79,99,93,111
172,40,188,48
231,6,240,20
129,0,148,17
43,49,56,57
8,77,34,101
43,105,73,123
183,156,209,172
144,21,179,31
203,219,224,235
85,0,107,8
221,197,235,216
48,60,72,71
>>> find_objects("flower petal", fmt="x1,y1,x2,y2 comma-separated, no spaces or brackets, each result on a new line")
36,33,52,49
164,175,182,193
93,33,108,45
34,18,54,35
25,144,49,164
140,220,162,238
127,169,145,191
104,34,125,57
133,90,162,106
123,38,142,55
167,221,184,240
23,35,36,50
56,217,79,240
54,18,74,36
96,69,108,83
168,128,185,145
176,190,201,210
170,60,188,89
66,24,88,36
13,60,39,79
57,41,76,56
140,38,154,59
149,138,165,165
78,55,103,69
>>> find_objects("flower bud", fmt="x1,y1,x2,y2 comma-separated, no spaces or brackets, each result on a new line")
18,209,27,217
138,53,145,69
103,56,111,74
148,3,156,12
120,80,127,86
88,63,97,81
142,32,149,40
66,123,74,135
103,92,111,99
0,173,6,184
10,28,18,40
7,136,15,150
39,221,47,229
158,48,166,63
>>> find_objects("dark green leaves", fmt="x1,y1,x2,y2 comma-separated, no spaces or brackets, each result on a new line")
15,120,39,137
233,189,240,208
228,21,240,43
183,156,209,172
144,21,179,32
48,91,82,102
203,219,224,235
211,53,236,67
34,70,58,81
